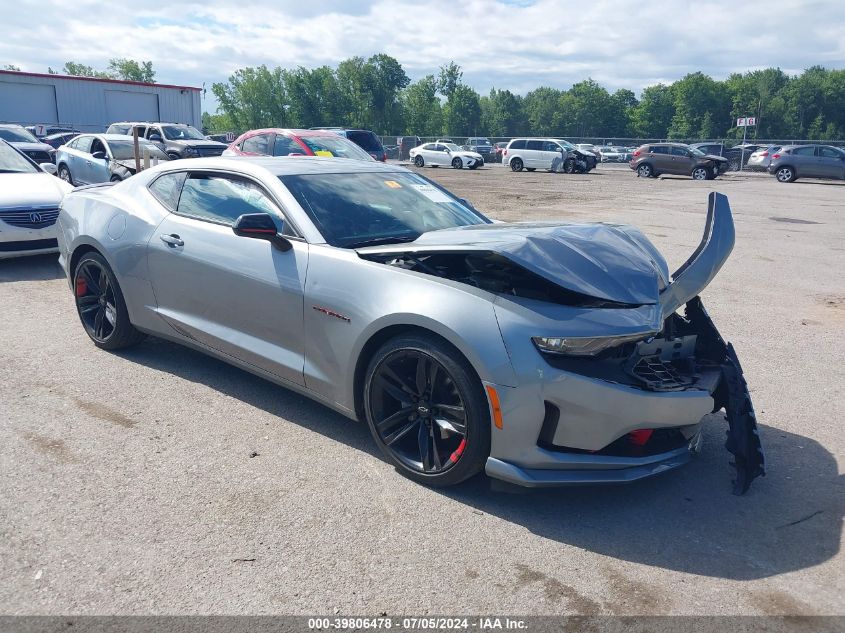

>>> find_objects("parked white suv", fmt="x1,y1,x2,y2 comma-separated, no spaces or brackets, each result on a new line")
503,138,571,172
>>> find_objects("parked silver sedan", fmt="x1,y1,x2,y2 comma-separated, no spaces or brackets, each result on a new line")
56,157,764,492
56,134,169,186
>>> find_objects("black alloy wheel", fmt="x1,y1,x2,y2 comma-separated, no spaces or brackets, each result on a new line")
74,253,146,350
364,334,489,485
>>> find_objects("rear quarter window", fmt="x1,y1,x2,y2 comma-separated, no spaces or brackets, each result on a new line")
509,139,526,150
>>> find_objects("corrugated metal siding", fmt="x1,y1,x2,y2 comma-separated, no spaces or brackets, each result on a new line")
0,74,201,132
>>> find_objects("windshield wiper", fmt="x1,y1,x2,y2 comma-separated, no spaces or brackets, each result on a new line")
345,235,419,249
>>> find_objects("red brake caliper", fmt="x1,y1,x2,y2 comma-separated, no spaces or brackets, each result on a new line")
75,277,87,297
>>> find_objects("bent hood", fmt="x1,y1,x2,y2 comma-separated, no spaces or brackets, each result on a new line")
359,221,671,305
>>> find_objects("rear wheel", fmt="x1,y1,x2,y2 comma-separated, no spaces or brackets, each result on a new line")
692,166,710,180
775,166,796,183
510,158,523,172
364,333,490,486
637,163,653,178
414,155,424,167
451,157,463,169
74,252,146,350
58,164,73,185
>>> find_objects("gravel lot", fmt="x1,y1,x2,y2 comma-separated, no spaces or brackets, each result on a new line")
1,163,842,616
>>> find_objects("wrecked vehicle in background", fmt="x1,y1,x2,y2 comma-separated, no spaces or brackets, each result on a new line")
57,157,764,493
55,134,169,185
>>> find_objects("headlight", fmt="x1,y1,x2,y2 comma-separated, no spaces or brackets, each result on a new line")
532,332,654,357
184,147,198,156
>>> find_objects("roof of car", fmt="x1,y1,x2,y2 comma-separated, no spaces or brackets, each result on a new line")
76,133,153,142
158,156,404,177
0,123,26,129
238,128,345,138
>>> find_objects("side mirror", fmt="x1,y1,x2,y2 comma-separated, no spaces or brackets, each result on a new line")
149,134,163,143
92,151,106,160
232,213,291,251
40,163,58,175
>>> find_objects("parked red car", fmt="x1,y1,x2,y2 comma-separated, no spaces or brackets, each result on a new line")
223,128,374,161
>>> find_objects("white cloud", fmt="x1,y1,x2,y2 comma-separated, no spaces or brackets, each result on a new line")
2,0,843,112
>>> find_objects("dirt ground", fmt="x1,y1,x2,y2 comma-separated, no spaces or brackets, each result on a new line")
1,162,843,616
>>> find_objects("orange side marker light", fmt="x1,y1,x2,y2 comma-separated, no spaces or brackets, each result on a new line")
486,385,503,430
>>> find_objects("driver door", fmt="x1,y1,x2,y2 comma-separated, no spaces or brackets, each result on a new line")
146,170,308,386
432,144,449,166
86,137,111,183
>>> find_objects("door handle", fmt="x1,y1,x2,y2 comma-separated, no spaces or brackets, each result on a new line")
160,234,184,247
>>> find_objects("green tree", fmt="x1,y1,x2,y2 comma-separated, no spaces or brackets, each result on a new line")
402,75,442,136
443,84,481,135
107,58,156,83
212,65,288,130
60,61,112,79
630,84,674,138
481,88,525,136
437,62,463,99
201,111,234,133
668,72,730,139
522,87,562,136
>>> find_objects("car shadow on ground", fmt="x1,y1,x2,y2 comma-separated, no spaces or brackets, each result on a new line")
118,336,842,582
0,254,64,282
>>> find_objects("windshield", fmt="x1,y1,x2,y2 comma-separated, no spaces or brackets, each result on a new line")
109,141,169,161
554,140,575,150
161,125,206,141
444,143,462,151
280,171,488,248
0,127,39,143
0,142,38,173
299,135,374,161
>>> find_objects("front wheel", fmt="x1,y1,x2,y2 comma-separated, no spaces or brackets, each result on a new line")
451,157,463,169
692,166,710,181
775,166,796,183
74,252,146,350
364,334,490,486
510,158,523,172
58,165,74,185
414,155,424,167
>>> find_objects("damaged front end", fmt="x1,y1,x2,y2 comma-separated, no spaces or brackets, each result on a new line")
359,193,764,493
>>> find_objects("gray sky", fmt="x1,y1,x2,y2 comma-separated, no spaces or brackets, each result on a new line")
3,0,843,113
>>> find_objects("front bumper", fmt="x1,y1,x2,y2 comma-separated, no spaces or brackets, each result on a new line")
0,223,59,259
487,433,700,487
486,295,764,493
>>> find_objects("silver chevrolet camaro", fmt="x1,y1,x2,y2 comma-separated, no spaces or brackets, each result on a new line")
56,157,765,492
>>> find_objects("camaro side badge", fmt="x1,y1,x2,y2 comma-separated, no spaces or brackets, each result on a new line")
312,306,351,323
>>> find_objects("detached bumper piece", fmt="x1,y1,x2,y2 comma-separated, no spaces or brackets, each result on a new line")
685,296,765,494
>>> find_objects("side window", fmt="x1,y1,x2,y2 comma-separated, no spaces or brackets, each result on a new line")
818,146,842,158
793,146,816,156
526,140,543,151
434,144,446,152
670,146,689,156
73,136,93,153
543,141,560,152
421,144,434,151
148,172,188,212
176,173,282,226
89,138,106,156
273,135,303,156
242,134,271,155
510,139,526,150
650,146,669,154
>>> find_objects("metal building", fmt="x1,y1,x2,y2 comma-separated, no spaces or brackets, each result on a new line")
0,70,202,133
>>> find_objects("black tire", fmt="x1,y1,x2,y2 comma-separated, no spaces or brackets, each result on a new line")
73,252,146,350
510,158,523,172
637,163,653,178
414,155,424,167
526,167,536,172
451,157,463,169
58,164,73,186
692,166,710,181
775,166,797,183
363,333,490,487
563,158,575,174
